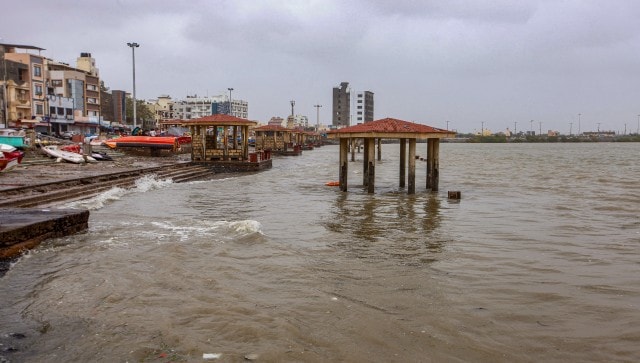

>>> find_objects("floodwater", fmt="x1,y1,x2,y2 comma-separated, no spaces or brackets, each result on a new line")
1,142,639,362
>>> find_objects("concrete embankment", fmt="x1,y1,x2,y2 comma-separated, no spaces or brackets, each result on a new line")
0,208,89,261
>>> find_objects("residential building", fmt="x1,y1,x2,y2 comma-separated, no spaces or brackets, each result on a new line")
286,114,309,128
355,90,374,123
332,82,350,127
173,94,248,120
0,43,46,128
111,90,127,125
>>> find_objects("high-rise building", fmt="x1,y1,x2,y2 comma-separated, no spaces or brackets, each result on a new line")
332,82,350,127
355,91,374,123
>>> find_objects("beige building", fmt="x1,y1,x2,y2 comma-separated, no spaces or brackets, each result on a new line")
1,43,47,128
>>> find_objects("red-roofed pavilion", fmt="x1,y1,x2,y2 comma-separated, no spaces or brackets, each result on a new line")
253,124,302,156
181,114,272,172
328,118,455,194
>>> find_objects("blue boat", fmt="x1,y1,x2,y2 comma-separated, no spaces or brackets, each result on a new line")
0,129,26,148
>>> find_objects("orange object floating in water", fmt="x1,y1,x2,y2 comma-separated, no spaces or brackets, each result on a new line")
325,181,340,186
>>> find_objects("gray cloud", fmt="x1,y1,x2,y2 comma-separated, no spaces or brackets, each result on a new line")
3,0,640,133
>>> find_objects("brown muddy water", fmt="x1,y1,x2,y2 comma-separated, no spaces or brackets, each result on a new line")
1,142,638,362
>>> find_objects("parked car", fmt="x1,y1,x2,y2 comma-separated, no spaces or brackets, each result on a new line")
61,131,77,140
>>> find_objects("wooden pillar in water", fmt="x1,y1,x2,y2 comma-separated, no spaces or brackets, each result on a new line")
426,138,440,191
223,126,229,160
366,138,376,193
408,138,416,194
377,138,382,161
242,126,249,159
363,138,369,186
339,138,349,192
233,126,238,149
399,139,406,188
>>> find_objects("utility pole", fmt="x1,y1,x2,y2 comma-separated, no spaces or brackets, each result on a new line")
446,120,450,130
539,121,542,136
530,120,533,134
569,122,573,136
578,113,581,135
127,42,139,130
514,121,517,135
314,104,322,131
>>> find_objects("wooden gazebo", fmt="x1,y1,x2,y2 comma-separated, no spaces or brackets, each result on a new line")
182,114,271,172
328,118,455,194
253,124,302,156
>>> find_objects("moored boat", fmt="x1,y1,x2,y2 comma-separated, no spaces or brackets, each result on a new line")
0,129,26,148
42,145,97,164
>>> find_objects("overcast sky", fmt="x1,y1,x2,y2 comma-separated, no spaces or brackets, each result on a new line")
4,0,640,133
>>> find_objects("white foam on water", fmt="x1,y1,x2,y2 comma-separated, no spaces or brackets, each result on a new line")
134,174,174,192
63,186,127,210
60,175,174,211
149,219,263,243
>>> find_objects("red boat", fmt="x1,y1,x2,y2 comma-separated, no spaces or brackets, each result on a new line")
0,143,24,172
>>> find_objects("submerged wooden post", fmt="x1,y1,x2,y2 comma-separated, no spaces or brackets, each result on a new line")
363,138,370,186
408,138,416,194
377,138,382,161
426,138,441,191
399,139,406,188
339,138,348,191
367,138,376,193
432,138,440,191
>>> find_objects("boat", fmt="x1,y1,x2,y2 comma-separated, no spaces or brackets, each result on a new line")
0,129,26,148
1,143,25,163
42,145,97,164
90,151,113,161
325,181,340,186
103,135,191,150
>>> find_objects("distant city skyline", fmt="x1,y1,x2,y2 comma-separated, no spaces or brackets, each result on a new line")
3,1,640,134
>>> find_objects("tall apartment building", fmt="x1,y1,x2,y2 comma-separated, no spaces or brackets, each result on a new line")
355,91,374,123
332,82,350,127
111,90,127,124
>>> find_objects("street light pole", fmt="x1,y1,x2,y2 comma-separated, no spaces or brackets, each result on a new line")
530,120,533,134
290,100,295,117
227,88,233,116
446,120,450,130
569,122,573,136
314,104,322,131
514,121,517,135
539,121,542,136
481,121,484,136
127,42,139,130
637,114,639,135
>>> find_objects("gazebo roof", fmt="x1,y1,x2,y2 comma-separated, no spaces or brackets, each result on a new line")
253,124,293,132
181,114,257,127
328,118,455,139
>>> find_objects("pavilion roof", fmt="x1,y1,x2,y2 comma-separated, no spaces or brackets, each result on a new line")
328,117,455,139
253,124,293,132
181,114,257,127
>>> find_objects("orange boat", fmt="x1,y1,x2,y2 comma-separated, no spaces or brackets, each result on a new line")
103,136,191,150
325,181,340,186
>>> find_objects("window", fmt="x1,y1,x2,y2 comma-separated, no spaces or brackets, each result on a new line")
36,104,44,114
52,80,63,87
357,106,362,109
34,84,43,96
50,106,56,115
34,65,42,77
57,107,64,115
357,100,362,103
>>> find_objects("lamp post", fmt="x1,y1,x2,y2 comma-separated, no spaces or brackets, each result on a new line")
227,88,233,116
314,104,322,131
481,121,484,136
127,42,139,130
637,114,639,135
530,120,533,134
569,122,573,136
290,100,295,116
446,120,450,130
514,121,517,135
